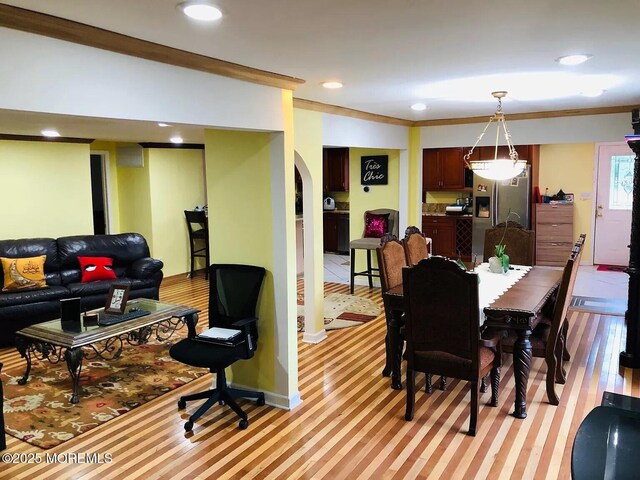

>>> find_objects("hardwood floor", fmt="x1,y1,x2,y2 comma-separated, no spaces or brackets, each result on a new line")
1,274,637,479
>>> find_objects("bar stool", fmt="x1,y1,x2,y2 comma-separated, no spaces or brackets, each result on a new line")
184,210,210,279
349,208,399,294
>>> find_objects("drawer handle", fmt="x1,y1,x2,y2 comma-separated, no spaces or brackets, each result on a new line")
552,224,558,227
551,243,559,246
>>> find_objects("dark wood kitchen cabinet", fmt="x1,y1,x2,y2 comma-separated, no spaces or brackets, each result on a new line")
323,147,349,192
422,215,472,260
323,213,339,252
422,147,468,191
422,216,456,258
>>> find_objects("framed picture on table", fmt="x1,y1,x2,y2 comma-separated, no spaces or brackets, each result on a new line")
104,283,131,314
564,193,575,203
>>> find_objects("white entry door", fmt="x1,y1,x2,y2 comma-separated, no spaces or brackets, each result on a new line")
594,143,634,266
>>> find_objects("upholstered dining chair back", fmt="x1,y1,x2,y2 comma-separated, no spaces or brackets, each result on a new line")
483,221,535,265
403,226,431,266
376,237,406,294
402,255,501,435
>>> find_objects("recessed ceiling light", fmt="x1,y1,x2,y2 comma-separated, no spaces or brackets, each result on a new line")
556,54,593,66
322,81,343,89
178,1,222,21
411,103,427,111
41,129,60,137
170,136,184,144
157,122,171,127
581,88,605,97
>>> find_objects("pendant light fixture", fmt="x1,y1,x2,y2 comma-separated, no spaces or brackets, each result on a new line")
464,91,527,181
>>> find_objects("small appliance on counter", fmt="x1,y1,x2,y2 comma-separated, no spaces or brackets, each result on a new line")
323,196,336,211
445,204,466,215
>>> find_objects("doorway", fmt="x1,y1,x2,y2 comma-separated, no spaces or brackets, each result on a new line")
594,142,634,266
90,153,110,235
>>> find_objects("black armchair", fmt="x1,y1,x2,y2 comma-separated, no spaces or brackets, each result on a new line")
169,264,266,431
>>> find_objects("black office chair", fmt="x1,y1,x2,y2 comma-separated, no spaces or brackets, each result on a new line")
0,362,5,451
184,210,210,279
169,264,266,431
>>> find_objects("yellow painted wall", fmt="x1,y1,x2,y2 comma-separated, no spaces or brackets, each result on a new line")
147,148,206,277
407,127,422,227
117,151,154,251
204,128,278,391
91,141,121,233
293,108,325,334
349,147,400,267
0,140,93,238
539,143,595,264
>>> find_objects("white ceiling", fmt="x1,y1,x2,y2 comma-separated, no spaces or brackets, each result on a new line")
1,0,639,142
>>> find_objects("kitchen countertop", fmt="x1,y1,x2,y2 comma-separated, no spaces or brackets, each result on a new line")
423,213,472,218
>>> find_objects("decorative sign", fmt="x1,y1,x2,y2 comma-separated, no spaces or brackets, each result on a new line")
361,155,388,185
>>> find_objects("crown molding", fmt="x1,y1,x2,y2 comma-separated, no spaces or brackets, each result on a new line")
138,142,204,150
0,134,94,144
414,104,640,127
293,99,414,126
0,4,305,91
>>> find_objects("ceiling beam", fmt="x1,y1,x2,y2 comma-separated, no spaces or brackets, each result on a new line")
293,99,414,126
0,4,305,91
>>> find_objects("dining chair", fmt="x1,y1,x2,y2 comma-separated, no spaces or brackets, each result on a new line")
376,234,405,389
403,256,502,436
501,233,586,405
349,208,399,294
402,226,432,266
483,221,535,265
184,210,210,279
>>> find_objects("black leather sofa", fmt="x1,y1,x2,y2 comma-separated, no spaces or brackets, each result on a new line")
0,233,163,347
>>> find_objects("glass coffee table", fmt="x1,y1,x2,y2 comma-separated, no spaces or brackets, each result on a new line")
15,298,199,404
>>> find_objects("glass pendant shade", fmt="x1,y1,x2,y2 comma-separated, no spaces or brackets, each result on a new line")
470,159,527,180
464,91,526,181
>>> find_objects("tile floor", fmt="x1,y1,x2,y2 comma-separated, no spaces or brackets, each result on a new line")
323,254,629,300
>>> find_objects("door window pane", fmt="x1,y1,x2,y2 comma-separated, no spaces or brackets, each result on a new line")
609,155,634,210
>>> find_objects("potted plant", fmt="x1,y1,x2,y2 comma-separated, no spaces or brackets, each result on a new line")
488,210,519,273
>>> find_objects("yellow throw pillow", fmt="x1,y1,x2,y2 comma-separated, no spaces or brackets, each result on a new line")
1,255,47,291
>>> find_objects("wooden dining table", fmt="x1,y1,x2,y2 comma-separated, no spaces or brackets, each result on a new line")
383,264,563,418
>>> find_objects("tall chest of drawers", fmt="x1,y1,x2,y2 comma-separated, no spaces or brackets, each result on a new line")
535,203,574,266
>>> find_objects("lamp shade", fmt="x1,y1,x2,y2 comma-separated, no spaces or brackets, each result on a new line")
469,159,527,181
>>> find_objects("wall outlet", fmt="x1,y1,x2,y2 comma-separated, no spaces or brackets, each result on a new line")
580,192,591,200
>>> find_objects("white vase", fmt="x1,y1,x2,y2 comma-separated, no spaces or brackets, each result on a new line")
488,256,504,273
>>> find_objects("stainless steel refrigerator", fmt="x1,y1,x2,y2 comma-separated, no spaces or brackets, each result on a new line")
472,165,531,261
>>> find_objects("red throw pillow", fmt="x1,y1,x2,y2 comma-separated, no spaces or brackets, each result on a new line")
364,212,390,238
78,256,117,283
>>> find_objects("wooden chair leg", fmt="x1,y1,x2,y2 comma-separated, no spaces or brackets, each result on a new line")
480,376,487,393
490,367,500,407
366,250,374,289
425,373,432,393
439,376,447,391
555,333,567,384
562,319,571,361
350,248,356,294
405,368,415,421
469,380,478,436
546,348,560,406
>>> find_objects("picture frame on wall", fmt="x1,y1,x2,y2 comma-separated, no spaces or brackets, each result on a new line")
104,283,131,314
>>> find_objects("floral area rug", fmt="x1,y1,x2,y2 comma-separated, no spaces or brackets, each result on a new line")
297,292,381,332
2,340,205,449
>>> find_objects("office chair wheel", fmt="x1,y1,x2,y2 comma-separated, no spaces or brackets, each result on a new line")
177,399,186,410
257,394,265,407
239,419,248,430
184,420,193,432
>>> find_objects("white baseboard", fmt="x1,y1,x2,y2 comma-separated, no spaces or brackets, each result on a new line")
230,382,303,410
302,329,327,344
